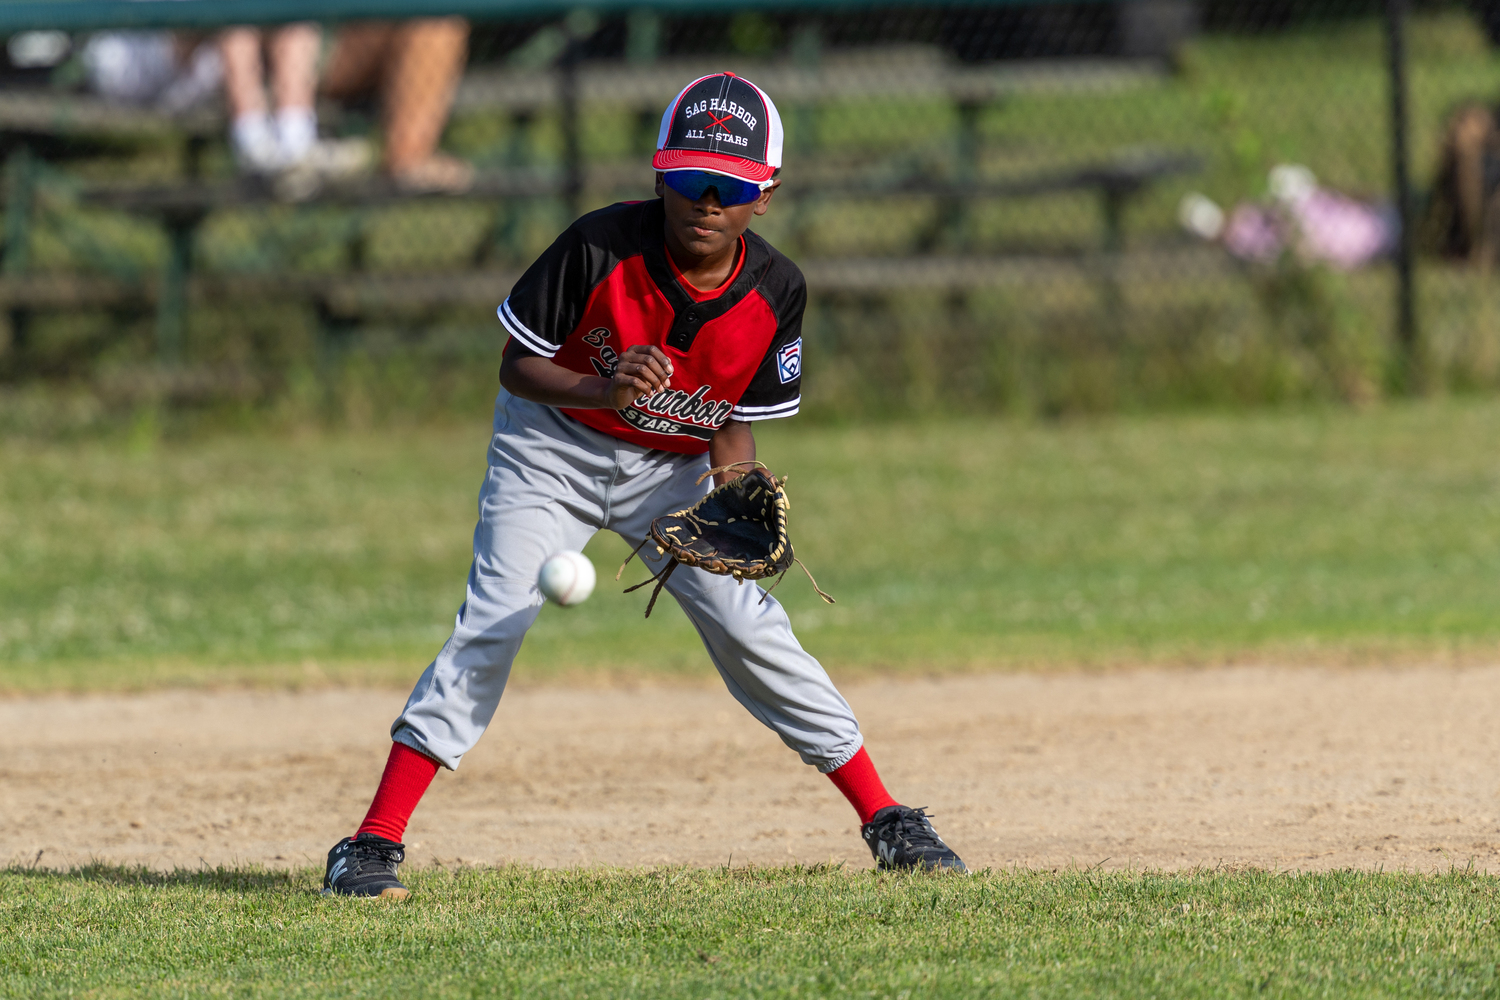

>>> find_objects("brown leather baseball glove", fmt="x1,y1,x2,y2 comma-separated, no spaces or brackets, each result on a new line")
617,462,834,617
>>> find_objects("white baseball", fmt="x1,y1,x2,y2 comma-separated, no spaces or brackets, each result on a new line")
537,551,596,606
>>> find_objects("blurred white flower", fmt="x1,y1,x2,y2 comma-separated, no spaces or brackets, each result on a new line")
1268,163,1317,204
1178,192,1226,240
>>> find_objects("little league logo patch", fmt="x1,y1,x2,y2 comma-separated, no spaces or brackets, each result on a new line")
776,338,802,384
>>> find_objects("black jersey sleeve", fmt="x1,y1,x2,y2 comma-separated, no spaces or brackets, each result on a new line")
733,249,805,422
498,203,636,357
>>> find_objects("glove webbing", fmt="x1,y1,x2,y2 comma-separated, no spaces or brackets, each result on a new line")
615,460,835,619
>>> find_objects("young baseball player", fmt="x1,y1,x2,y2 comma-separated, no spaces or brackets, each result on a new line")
323,72,966,898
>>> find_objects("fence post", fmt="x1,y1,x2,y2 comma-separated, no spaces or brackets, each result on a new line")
628,9,662,159
559,9,601,224
559,43,582,223
1384,0,1419,390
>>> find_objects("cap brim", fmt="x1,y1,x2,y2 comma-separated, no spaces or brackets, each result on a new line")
652,148,776,183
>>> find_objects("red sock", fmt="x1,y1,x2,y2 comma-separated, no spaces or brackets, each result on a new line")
826,746,899,825
355,742,440,844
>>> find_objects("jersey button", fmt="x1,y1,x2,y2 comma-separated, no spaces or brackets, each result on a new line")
684,310,699,323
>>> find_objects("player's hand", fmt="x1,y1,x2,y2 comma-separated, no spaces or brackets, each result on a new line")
604,344,673,409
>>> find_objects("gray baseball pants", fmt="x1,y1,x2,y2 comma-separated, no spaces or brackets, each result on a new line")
390,389,864,773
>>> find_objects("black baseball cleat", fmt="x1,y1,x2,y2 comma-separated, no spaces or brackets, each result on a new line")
322,832,410,899
862,805,968,873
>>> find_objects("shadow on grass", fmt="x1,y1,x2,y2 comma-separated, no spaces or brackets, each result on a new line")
1,860,313,893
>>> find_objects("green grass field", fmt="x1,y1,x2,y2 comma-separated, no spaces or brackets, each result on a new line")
3,397,1500,692
5,864,1499,999
7,403,1500,997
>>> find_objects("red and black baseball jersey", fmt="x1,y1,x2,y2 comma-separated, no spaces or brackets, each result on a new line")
498,199,805,454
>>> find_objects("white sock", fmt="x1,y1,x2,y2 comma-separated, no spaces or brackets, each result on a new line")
276,106,317,163
231,111,280,171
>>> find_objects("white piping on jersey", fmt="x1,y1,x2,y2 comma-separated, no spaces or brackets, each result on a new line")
730,397,800,421
498,296,798,422
498,298,559,358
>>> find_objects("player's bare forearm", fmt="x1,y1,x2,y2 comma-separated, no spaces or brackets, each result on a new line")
708,420,756,486
500,341,673,410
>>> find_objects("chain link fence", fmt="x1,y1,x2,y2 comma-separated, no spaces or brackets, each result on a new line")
0,0,1495,433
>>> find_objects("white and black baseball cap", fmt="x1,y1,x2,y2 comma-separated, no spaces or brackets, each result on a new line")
652,72,784,184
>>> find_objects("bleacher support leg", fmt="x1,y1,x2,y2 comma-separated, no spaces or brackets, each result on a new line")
1096,187,1127,342
559,40,583,221
790,19,823,156
945,100,982,250
484,110,536,264
1101,186,1125,255
3,145,36,354
4,146,35,275
634,108,658,159
625,9,661,65
156,213,201,365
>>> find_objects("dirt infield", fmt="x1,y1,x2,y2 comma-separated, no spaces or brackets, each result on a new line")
4,665,1500,874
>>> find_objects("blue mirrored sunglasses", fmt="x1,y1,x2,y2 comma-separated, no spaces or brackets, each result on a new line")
662,170,768,207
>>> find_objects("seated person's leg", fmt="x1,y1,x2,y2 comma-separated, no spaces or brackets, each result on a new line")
220,27,280,173
267,23,321,164
383,18,472,191
220,27,264,115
